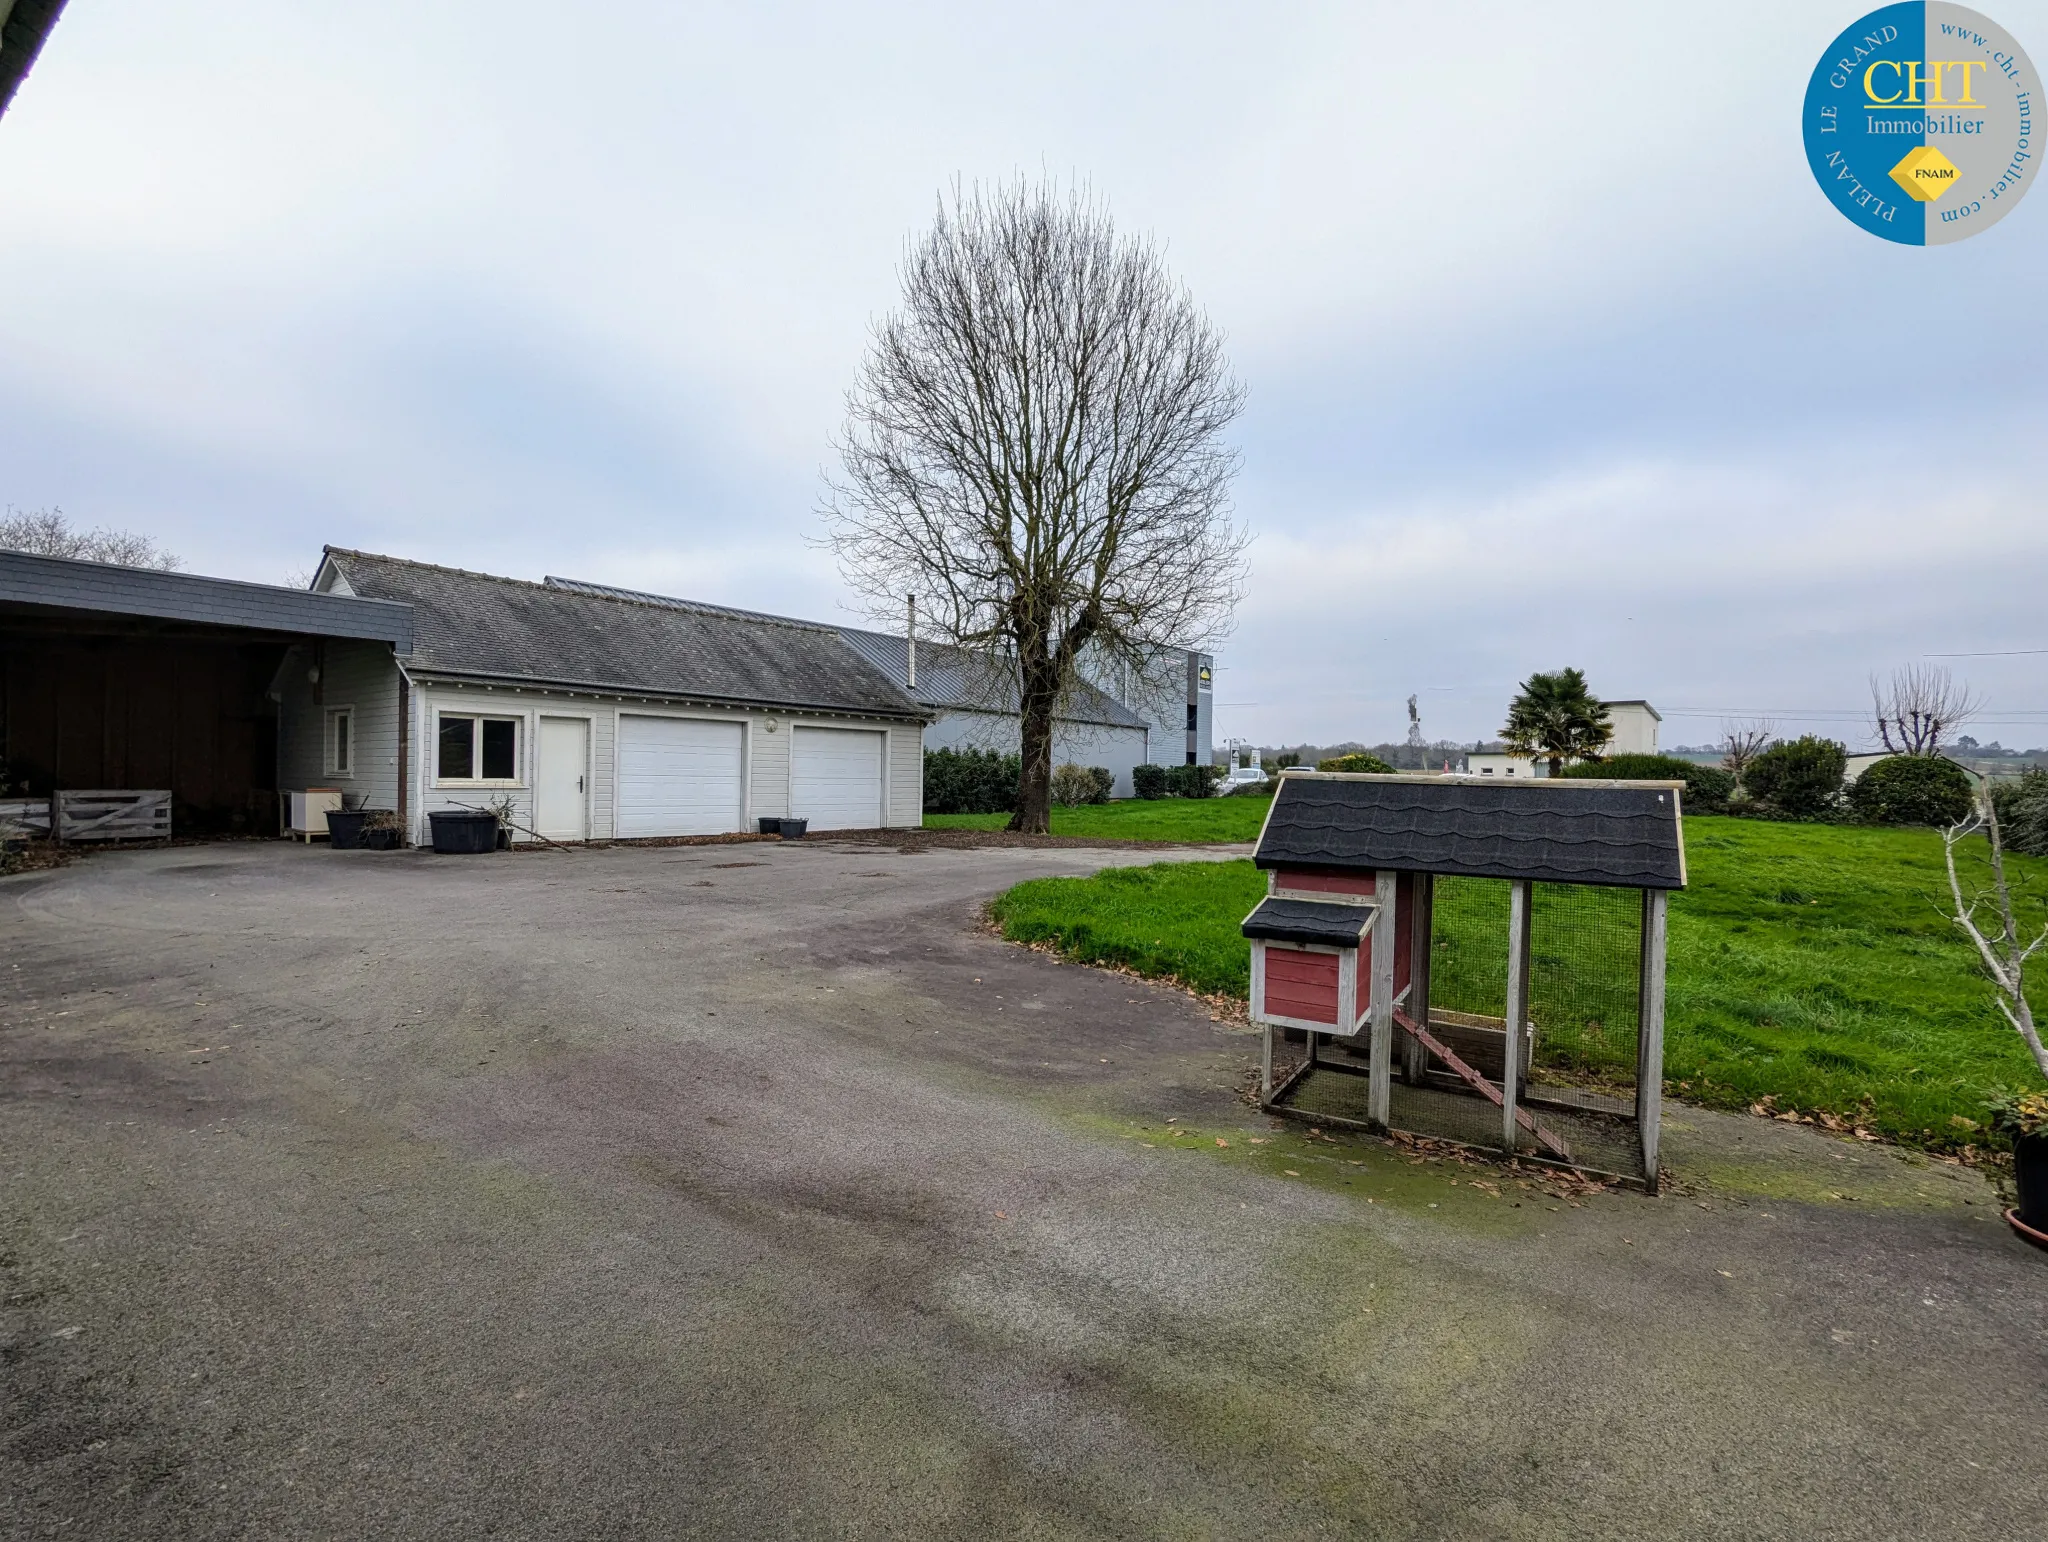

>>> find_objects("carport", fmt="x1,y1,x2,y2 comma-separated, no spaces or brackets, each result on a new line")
0,550,413,834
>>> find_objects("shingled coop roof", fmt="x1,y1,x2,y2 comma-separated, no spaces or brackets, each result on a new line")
1253,773,1687,890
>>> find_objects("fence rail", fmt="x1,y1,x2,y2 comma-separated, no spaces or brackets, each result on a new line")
53,790,173,843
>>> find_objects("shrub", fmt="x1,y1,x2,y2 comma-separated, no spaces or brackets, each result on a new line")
1561,754,1735,809
923,748,1021,814
1316,752,1395,774
1743,736,1847,819
1992,767,2048,856
1166,763,1221,798
1847,754,1974,826
1225,777,1274,797
1050,763,1113,806
1132,763,1168,800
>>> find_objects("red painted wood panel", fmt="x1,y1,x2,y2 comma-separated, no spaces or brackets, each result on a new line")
1263,946,1338,1023
1274,870,1376,897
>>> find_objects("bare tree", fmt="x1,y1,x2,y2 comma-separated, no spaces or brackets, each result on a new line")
1719,719,1776,781
1871,663,1980,755
0,506,181,570
823,180,1248,832
1944,784,2048,1081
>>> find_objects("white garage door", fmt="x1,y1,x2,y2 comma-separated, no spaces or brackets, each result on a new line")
616,715,744,837
790,727,884,832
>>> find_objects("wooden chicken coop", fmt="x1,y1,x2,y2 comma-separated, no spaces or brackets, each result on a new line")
1244,771,1686,1189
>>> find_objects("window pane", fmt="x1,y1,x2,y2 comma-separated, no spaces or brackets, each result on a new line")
335,713,351,770
438,717,474,779
481,718,517,780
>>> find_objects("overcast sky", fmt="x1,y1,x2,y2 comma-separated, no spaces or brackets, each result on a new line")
2,1,2044,750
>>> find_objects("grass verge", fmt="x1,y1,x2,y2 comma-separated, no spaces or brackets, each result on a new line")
925,796,1272,843
985,814,2048,1150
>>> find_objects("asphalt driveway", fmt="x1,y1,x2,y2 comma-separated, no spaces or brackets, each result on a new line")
3,839,2043,1540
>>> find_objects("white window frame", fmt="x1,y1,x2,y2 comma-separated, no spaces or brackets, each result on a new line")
325,705,356,777
433,709,527,789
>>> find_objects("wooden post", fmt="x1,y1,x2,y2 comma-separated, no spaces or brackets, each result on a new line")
1502,879,1531,1152
1637,888,1668,1193
1305,1030,1319,1068
1368,868,1398,1128
1405,872,1433,1083
1261,1023,1274,1102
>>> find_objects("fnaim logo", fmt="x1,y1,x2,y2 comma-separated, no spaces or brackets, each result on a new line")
1804,4,2039,243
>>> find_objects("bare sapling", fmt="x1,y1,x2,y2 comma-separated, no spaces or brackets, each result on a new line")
1944,783,2048,1080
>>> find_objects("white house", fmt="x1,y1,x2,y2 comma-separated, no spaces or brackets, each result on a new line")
292,549,930,844
1467,699,1661,778
545,577,1214,798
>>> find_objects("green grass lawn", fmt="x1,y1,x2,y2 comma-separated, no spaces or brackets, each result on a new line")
986,815,2048,1148
925,795,1273,842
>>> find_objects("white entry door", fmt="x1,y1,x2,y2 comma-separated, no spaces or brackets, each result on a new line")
790,727,885,831
616,715,745,837
535,717,590,841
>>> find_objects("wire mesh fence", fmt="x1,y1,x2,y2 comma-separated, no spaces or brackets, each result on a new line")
1298,877,1647,1179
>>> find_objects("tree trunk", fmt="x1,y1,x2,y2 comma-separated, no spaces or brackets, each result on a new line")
1009,661,1060,835
1547,755,1563,778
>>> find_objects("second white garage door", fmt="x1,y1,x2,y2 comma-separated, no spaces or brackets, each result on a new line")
790,727,885,831
616,715,744,837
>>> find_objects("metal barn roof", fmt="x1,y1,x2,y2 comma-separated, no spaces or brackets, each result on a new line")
323,549,925,719
1253,773,1687,889
0,547,413,648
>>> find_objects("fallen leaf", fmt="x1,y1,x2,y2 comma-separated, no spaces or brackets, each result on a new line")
1284,1169,1300,1177
1215,1138,1229,1148
1248,1138,1267,1145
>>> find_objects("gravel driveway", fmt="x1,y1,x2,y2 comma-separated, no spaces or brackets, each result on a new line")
2,840,2042,1540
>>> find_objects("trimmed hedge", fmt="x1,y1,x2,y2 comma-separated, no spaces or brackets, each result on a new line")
1132,763,1168,800
1316,752,1395,774
1560,753,1735,809
1166,763,1223,799
1744,736,1847,819
1051,764,1115,806
1848,755,1974,826
923,748,1020,814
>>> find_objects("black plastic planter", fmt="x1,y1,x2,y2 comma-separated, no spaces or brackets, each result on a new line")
779,817,808,840
428,811,499,854
2016,1132,2048,1232
361,826,401,850
757,817,782,835
325,809,369,849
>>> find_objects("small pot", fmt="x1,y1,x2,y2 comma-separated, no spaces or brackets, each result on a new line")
757,817,782,835
2015,1130,2048,1232
779,817,808,840
325,808,370,850
497,825,512,850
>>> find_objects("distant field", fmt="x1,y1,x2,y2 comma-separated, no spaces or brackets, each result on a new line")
924,796,1272,843
986,815,2048,1148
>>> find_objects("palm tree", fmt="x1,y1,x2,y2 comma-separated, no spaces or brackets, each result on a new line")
1501,668,1612,777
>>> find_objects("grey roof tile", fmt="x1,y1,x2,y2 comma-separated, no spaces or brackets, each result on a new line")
327,550,924,718
542,574,1147,728
1253,774,1687,889
1241,896,1375,947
